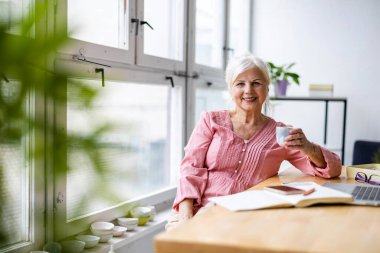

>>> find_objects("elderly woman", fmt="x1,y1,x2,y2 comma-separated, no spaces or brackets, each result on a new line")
166,53,342,230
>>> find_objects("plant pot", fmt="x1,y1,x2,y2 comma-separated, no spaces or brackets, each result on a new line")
275,79,288,96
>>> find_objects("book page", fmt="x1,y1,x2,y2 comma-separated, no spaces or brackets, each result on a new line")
210,182,353,211
270,182,353,207
209,190,292,211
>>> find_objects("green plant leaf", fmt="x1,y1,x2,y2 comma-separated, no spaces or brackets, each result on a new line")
267,62,275,68
286,72,300,85
284,62,296,70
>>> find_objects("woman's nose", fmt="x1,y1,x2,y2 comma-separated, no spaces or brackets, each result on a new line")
244,83,253,92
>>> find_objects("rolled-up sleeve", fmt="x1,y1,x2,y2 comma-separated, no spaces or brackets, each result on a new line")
287,144,342,178
172,112,214,211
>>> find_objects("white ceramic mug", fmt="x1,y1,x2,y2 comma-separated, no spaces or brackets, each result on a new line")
276,126,293,146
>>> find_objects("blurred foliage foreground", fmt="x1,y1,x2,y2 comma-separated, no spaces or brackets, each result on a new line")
0,3,121,247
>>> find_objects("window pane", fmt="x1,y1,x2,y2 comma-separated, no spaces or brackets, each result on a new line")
0,0,33,34
67,80,175,219
0,80,29,248
143,0,184,60
195,0,224,68
229,0,251,57
195,86,230,122
68,0,128,49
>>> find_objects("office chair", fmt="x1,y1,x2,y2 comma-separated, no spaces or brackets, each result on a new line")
352,140,380,165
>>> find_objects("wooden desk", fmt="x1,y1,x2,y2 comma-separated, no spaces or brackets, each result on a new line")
154,168,380,253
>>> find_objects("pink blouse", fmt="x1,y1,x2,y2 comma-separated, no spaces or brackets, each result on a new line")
172,110,342,213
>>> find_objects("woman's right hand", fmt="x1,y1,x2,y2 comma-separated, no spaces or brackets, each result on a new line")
178,199,194,221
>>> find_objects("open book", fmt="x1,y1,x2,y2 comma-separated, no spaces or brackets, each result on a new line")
209,182,353,211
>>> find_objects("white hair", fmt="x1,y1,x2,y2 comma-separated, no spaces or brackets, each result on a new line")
225,53,270,88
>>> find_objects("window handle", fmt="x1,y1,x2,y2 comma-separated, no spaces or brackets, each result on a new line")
95,68,105,87
140,20,154,30
223,46,234,53
173,71,199,79
131,18,139,35
165,76,174,88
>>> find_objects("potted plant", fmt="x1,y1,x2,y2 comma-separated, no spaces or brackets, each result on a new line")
267,62,300,96
0,3,120,241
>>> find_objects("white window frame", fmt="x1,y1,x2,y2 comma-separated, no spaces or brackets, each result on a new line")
225,0,253,65
0,0,46,250
52,60,185,240
56,0,136,65
135,0,187,72
190,0,227,80
0,83,45,253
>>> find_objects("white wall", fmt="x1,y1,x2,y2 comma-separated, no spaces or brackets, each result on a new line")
252,0,380,164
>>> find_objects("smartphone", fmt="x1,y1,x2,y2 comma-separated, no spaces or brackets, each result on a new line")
264,185,304,195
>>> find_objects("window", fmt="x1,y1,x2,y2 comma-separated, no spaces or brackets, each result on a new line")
68,0,129,49
228,0,251,58
142,0,184,61
0,0,33,34
54,0,187,240
195,0,225,69
63,0,134,64
54,73,184,240
0,1,46,252
194,80,230,123
0,77,43,253
66,79,177,219
0,80,29,249
63,0,187,70
136,0,186,70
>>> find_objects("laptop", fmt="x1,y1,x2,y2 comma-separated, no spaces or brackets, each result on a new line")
323,182,380,206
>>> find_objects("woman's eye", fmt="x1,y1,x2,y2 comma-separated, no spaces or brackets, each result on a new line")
235,82,244,86
252,82,262,87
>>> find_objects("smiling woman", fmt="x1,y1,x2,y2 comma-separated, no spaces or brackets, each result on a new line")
165,53,342,231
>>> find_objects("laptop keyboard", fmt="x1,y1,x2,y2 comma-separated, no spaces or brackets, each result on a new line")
352,186,380,201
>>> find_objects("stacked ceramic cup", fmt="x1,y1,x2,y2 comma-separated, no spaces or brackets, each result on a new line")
90,222,114,243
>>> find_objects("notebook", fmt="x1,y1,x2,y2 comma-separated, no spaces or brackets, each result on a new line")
209,182,353,211
323,182,380,206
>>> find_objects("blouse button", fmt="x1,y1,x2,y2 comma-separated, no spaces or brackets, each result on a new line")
234,170,237,173
238,160,242,164
242,149,246,152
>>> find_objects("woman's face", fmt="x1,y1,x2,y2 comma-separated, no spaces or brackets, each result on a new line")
229,66,268,113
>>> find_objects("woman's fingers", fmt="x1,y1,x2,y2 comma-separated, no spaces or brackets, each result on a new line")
286,128,307,147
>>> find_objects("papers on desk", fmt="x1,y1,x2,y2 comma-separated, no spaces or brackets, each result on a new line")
209,182,353,211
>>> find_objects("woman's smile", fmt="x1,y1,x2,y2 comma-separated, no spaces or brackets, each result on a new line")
242,96,258,103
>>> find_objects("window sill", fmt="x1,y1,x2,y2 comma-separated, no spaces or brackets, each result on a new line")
82,208,171,253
